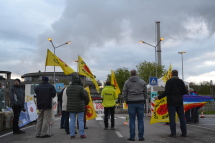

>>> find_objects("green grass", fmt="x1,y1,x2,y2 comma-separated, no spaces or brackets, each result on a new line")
199,110,215,114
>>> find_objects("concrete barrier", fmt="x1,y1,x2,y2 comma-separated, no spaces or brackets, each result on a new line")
0,111,14,132
0,112,5,131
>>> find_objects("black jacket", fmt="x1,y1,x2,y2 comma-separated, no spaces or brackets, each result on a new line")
158,76,188,106
84,90,89,105
35,81,56,109
58,88,65,107
66,75,86,113
9,85,24,107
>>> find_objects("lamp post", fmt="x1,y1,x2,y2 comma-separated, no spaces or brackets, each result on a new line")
178,51,186,80
140,38,164,77
48,38,71,85
74,60,78,75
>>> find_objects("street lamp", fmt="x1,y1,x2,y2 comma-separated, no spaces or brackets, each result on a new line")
48,38,71,85
178,51,186,80
74,60,78,74
139,37,164,77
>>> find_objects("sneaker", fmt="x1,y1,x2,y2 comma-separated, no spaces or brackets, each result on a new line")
40,134,51,138
71,135,75,139
75,131,77,134
180,134,187,137
13,131,21,134
80,135,86,139
36,135,40,138
111,127,115,130
168,134,176,138
19,130,26,134
139,138,145,141
84,126,88,129
66,132,70,134
127,138,135,141
60,127,65,129
104,128,108,130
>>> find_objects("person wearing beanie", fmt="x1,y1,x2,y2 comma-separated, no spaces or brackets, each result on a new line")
35,76,56,138
9,78,25,134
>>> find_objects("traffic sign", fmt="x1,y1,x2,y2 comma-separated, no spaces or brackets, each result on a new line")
56,83,64,92
149,77,158,85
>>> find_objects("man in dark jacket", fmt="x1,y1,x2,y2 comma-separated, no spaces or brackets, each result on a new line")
9,79,25,134
155,70,188,137
35,76,56,138
122,69,147,141
67,75,86,139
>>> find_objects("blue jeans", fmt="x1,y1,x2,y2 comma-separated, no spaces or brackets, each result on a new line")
168,105,187,135
185,109,191,123
62,111,70,133
128,103,144,139
60,106,65,128
70,112,85,136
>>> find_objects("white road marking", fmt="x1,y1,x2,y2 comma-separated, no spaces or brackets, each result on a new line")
118,117,126,119
0,125,35,138
187,124,215,131
115,131,123,138
96,117,103,120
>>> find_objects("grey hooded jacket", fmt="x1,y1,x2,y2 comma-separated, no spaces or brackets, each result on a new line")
9,85,24,107
122,76,147,103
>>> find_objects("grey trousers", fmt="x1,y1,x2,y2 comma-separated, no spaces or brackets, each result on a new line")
36,109,52,136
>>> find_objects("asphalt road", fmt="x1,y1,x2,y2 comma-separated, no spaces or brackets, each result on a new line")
0,114,214,143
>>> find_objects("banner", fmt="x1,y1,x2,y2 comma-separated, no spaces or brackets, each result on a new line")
18,101,38,127
111,70,120,98
46,49,75,75
93,103,104,116
79,55,100,93
150,97,177,124
85,87,97,120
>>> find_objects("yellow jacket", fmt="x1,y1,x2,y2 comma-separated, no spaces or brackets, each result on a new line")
101,86,116,107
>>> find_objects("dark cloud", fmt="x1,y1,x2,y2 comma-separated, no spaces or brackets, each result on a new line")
1,0,215,82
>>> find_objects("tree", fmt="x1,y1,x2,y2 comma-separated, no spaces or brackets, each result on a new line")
197,81,210,95
136,61,166,84
107,67,130,94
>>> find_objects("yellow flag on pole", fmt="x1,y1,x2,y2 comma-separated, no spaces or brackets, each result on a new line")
85,86,97,120
45,49,75,75
78,55,100,93
111,70,120,98
162,64,172,84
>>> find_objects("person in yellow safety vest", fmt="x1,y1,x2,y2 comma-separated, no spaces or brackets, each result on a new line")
101,81,117,130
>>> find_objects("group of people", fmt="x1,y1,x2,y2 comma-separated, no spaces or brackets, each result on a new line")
185,88,199,124
4,68,203,141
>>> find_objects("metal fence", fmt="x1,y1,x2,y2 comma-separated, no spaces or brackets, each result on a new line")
200,101,215,112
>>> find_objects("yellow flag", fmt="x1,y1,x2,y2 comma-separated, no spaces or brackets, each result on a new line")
111,70,120,98
79,55,100,93
150,97,177,124
162,64,172,84
45,49,75,75
85,87,97,120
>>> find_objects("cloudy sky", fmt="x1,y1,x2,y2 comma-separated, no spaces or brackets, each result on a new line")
0,0,215,84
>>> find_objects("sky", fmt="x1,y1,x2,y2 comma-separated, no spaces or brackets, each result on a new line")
0,0,215,84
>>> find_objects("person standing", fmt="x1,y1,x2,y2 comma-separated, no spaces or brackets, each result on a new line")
67,75,86,139
9,79,25,134
189,88,198,123
35,76,56,138
154,70,188,137
58,87,66,129
101,81,116,130
122,69,147,141
0,82,6,111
